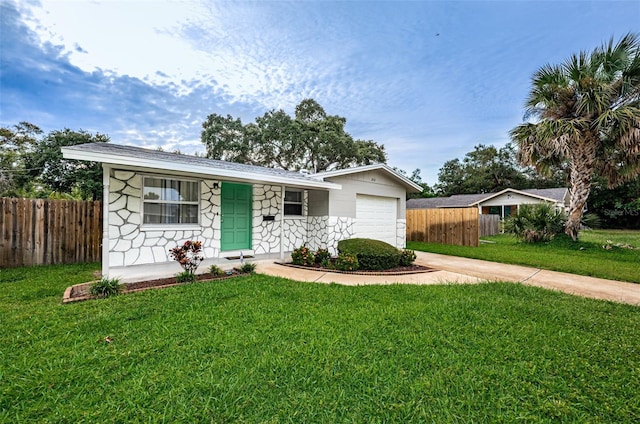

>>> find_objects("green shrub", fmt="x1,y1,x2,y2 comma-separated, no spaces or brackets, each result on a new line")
236,262,256,274
314,248,331,264
581,213,602,229
209,264,225,276
337,238,401,270
291,245,314,266
504,204,566,243
175,271,196,283
334,253,359,271
399,249,417,266
320,257,332,269
89,277,122,298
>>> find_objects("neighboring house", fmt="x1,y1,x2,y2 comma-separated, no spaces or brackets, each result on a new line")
62,143,421,277
407,188,570,218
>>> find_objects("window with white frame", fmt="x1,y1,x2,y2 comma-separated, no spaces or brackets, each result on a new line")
284,190,303,216
142,176,199,225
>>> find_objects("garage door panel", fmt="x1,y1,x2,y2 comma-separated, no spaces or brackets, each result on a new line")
355,195,397,245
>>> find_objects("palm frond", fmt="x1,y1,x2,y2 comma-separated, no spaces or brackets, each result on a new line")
512,32,640,196
595,106,640,147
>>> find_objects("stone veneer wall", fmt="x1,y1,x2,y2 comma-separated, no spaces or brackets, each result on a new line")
108,170,220,267
283,218,307,252
282,191,309,252
107,172,393,264
251,186,354,256
252,184,281,255
324,216,354,255
253,185,311,254
295,216,354,255
306,216,328,252
308,216,402,253
396,219,406,249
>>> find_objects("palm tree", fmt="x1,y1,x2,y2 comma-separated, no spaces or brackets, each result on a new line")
510,33,640,240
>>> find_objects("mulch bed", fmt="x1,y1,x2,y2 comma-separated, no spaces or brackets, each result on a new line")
63,271,244,304
277,262,435,276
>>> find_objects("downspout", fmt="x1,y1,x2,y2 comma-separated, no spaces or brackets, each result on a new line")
102,164,110,278
280,185,285,261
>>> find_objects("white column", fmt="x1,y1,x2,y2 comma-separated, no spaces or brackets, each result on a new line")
101,164,110,278
280,185,285,261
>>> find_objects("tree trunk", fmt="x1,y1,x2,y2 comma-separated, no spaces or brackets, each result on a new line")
565,142,596,241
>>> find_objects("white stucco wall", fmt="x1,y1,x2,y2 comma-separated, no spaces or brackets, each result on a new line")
323,169,408,249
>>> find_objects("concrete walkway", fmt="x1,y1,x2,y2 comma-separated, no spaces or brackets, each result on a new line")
256,251,640,306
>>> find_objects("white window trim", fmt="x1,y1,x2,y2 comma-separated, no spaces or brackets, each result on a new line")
141,174,201,227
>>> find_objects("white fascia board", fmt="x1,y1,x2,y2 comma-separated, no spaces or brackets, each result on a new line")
503,188,559,203
469,188,558,206
62,148,341,190
316,163,423,192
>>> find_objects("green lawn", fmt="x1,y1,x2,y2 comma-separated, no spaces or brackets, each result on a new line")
408,230,640,283
1,264,639,422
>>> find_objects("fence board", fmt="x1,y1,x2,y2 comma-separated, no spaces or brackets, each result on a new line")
406,208,479,247
0,198,102,268
479,214,501,237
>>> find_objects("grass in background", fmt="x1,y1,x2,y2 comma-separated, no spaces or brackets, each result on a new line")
408,230,640,283
1,264,639,422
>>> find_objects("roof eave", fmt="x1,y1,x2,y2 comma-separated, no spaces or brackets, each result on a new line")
62,147,341,190
316,163,423,193
468,188,561,206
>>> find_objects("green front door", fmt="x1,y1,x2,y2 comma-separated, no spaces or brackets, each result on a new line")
221,182,252,251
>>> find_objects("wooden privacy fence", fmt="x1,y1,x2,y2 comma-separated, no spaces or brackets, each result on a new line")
406,208,479,247
479,214,501,237
0,198,102,268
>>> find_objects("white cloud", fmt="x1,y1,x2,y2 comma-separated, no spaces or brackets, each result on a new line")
22,1,210,88
10,0,639,187
20,0,359,110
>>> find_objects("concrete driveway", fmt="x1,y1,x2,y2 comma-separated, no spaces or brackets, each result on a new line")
256,251,640,306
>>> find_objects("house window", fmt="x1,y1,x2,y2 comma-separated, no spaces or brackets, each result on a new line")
142,177,199,225
488,206,501,216
284,190,303,216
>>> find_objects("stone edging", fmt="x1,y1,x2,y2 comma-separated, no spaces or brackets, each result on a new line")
275,262,436,276
62,275,242,304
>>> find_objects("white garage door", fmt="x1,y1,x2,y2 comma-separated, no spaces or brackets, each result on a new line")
355,194,397,246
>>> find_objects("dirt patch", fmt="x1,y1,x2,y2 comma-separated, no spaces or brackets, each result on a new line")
63,271,244,304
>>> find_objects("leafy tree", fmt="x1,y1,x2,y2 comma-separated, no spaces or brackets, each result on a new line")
200,114,251,164
393,167,434,199
25,129,109,200
510,33,640,240
0,122,42,197
434,158,465,196
464,144,527,192
253,109,303,170
588,176,640,229
435,143,543,196
201,99,387,172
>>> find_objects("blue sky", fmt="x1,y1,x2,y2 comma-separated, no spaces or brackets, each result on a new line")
1,0,638,184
